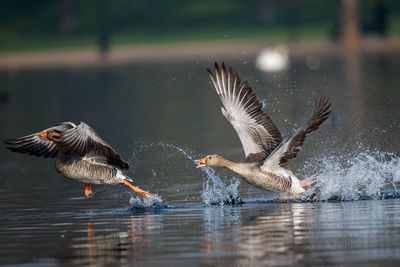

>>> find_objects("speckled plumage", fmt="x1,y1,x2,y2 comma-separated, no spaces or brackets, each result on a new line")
199,62,331,195
5,121,130,186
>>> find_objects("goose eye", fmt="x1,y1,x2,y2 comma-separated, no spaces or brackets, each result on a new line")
208,156,211,159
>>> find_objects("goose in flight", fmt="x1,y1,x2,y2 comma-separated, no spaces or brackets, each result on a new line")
196,62,331,196
5,122,152,198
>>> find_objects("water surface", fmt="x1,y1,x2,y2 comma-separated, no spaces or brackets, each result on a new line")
0,51,400,266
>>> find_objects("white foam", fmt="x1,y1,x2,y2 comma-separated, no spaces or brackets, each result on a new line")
129,194,163,209
297,150,400,201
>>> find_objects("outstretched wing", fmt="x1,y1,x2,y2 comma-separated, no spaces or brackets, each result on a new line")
207,62,283,162
261,97,331,171
3,122,75,158
60,122,129,170
5,133,58,158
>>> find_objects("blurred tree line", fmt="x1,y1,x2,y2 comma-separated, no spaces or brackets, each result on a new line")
0,0,399,51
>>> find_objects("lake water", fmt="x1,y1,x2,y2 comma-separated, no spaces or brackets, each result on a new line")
0,49,400,266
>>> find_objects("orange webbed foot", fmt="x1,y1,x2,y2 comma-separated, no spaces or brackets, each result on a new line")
300,179,312,188
122,180,152,198
84,183,93,197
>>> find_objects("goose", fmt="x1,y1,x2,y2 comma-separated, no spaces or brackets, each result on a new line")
195,62,331,196
5,122,152,198
256,46,289,72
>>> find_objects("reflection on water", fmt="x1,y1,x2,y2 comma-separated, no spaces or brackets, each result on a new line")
66,215,156,266
234,204,311,266
35,200,399,266
199,200,400,266
1,51,400,265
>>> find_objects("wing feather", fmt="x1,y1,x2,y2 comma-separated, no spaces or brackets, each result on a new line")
279,97,331,166
207,62,283,163
59,122,129,170
261,97,331,171
5,129,59,159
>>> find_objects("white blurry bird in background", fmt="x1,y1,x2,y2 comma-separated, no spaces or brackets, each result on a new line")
256,46,289,72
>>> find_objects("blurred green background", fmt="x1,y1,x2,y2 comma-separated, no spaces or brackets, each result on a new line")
1,0,399,52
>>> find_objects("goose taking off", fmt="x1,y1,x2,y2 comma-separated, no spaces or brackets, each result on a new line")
5,122,152,198
196,62,331,196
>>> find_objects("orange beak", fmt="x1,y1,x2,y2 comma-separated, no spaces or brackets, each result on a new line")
195,157,207,168
37,131,48,138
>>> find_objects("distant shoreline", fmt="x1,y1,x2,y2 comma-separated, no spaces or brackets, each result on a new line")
1,37,400,71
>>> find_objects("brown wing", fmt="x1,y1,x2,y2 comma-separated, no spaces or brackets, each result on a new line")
207,62,283,163
3,123,76,158
279,97,331,166
261,97,331,171
60,122,129,170
5,134,58,158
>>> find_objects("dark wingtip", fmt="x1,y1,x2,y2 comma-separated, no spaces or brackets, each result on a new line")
228,65,233,75
4,138,22,147
4,138,19,144
214,62,220,73
207,62,227,76
304,96,332,133
124,162,129,170
4,139,11,145
314,96,331,112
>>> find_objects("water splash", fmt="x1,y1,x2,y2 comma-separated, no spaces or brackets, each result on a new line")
135,141,241,206
297,150,400,201
129,194,164,209
132,141,399,204
159,142,242,206
201,167,242,206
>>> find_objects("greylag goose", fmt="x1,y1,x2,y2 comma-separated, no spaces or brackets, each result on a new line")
195,62,331,196
5,122,152,198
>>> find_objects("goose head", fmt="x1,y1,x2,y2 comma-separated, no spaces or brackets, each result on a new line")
37,122,75,142
195,154,226,168
37,129,63,142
